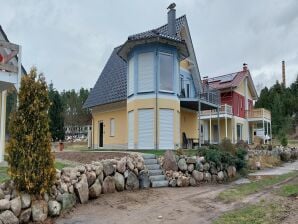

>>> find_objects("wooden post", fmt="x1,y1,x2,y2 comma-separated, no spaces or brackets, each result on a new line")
0,90,7,162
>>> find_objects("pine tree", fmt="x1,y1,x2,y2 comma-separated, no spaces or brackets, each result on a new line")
7,67,56,195
48,83,65,141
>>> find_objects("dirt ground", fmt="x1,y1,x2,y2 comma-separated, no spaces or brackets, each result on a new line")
54,152,129,164
55,175,298,224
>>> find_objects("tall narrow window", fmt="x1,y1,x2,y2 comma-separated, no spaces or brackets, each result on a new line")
186,84,190,97
159,53,173,91
237,124,242,141
110,118,115,137
138,52,154,92
128,58,134,95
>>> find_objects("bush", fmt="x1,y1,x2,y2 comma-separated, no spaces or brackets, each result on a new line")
198,147,236,167
280,136,288,147
235,148,248,171
220,138,236,155
7,68,56,195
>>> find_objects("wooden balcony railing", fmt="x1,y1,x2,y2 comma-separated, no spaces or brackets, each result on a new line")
246,108,271,120
200,104,233,116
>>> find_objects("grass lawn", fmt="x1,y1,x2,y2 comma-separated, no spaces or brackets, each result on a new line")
218,171,298,202
276,183,298,197
0,161,70,183
213,201,287,224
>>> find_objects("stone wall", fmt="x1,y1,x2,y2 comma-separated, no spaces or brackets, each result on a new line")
160,152,237,187
248,146,298,160
0,153,147,223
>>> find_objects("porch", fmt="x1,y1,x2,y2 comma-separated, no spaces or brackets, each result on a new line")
180,85,221,147
0,40,22,161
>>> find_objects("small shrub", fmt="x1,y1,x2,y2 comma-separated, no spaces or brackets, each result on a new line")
235,148,248,171
7,68,56,195
235,140,249,150
220,138,236,155
280,136,288,147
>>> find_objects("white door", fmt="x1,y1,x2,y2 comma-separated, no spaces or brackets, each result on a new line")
138,109,154,149
159,109,174,149
128,111,134,149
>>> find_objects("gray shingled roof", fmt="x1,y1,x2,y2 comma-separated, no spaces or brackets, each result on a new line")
84,15,187,108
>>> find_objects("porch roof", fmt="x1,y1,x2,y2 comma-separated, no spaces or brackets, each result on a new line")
180,98,219,111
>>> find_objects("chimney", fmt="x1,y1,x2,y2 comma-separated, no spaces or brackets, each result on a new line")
167,3,176,37
282,60,286,87
243,63,248,71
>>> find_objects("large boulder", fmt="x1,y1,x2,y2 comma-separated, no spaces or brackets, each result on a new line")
116,159,127,174
56,193,76,211
0,189,4,200
163,150,178,171
102,176,116,194
187,164,194,172
192,170,204,182
20,193,31,209
138,170,150,189
19,208,31,223
203,163,210,171
0,199,10,210
186,157,196,164
74,174,89,203
196,162,204,171
217,171,224,182
114,172,125,192
169,179,177,187
32,200,48,222
86,171,97,187
89,179,102,199
126,171,139,190
10,196,21,217
0,210,19,224
177,158,187,171
189,177,197,186
103,161,115,176
176,176,189,187
227,166,236,178
48,200,61,216
203,172,211,182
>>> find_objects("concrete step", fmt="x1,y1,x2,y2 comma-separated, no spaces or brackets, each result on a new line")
151,180,169,188
149,175,165,181
142,154,156,159
149,169,163,176
144,159,158,165
146,164,160,170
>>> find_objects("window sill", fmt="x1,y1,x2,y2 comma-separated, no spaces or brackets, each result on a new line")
159,90,174,94
137,91,155,94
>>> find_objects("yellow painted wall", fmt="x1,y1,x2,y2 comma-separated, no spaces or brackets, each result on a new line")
92,101,127,148
127,98,180,147
232,116,249,142
180,60,189,70
235,78,253,100
180,108,198,143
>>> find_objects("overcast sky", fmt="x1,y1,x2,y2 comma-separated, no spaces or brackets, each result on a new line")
1,0,297,92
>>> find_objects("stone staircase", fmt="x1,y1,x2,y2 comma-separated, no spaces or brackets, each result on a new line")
142,154,168,188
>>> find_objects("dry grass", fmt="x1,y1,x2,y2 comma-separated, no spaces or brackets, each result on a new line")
248,155,281,170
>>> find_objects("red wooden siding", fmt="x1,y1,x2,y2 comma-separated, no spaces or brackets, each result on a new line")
220,91,246,118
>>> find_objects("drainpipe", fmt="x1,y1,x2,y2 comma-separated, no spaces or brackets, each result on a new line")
155,50,158,150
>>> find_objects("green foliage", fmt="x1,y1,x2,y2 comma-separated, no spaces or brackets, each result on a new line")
61,88,91,138
7,67,56,195
279,133,288,147
198,147,236,167
218,172,297,202
48,83,65,141
255,77,298,137
220,138,236,155
277,183,298,197
213,201,286,224
235,148,248,171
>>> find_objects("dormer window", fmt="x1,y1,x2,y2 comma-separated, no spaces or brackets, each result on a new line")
159,52,174,92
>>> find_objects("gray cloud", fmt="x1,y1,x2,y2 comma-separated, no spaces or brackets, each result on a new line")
1,0,297,91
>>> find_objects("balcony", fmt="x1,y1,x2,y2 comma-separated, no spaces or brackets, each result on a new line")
199,104,233,119
180,85,221,111
246,108,271,121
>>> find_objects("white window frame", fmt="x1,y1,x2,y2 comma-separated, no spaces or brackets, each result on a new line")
110,118,115,137
159,52,174,92
138,52,154,93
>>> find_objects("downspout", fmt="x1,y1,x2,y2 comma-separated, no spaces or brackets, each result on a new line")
155,50,158,150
